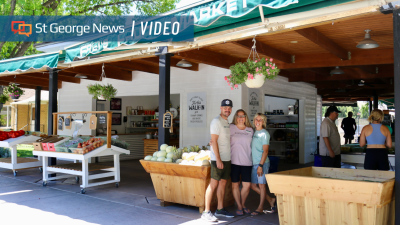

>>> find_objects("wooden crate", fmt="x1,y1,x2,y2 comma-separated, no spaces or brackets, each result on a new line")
266,167,395,225
140,160,234,213
143,139,179,158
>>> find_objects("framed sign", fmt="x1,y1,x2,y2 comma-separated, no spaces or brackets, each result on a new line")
248,89,262,121
99,114,106,124
58,116,64,131
110,98,122,110
187,92,207,127
65,116,72,130
163,111,173,128
112,113,122,125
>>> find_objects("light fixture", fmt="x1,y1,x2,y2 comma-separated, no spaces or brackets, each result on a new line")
358,80,365,86
356,29,379,49
10,75,19,85
330,66,344,75
176,59,192,67
75,74,87,79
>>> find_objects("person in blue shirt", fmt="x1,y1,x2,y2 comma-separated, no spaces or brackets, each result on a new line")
250,113,276,215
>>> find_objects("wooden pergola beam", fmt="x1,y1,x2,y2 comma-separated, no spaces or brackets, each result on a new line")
295,27,349,60
58,71,100,82
139,57,199,71
15,73,81,84
64,65,132,81
176,49,242,69
107,61,159,75
279,49,393,69
0,81,49,90
232,39,293,63
357,65,378,74
318,88,394,97
306,68,331,76
315,83,390,89
0,76,61,88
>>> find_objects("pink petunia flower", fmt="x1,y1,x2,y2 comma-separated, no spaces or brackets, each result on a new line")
231,87,234,90
255,60,258,63
272,66,275,69
270,58,273,62
229,75,232,78
234,84,238,88
256,67,259,72
224,76,228,81
265,63,268,66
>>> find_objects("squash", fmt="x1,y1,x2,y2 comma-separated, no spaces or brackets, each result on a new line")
157,157,166,162
160,144,168,151
144,155,152,161
151,157,158,161
157,151,167,158
164,158,173,163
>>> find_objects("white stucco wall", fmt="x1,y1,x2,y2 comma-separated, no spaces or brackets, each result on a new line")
58,64,317,163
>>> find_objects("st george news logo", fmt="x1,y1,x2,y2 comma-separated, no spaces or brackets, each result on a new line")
11,21,32,37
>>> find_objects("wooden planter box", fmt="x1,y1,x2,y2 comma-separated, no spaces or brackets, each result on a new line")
140,160,234,213
266,167,395,225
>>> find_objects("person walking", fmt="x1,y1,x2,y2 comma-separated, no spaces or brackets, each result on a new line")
341,112,357,144
250,113,276,216
319,106,341,168
229,109,253,216
359,109,392,170
201,99,235,222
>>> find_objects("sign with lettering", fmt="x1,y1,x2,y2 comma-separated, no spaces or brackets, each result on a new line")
248,89,262,121
163,112,173,128
89,115,97,130
65,116,72,130
58,116,64,131
99,114,106,124
187,92,207,127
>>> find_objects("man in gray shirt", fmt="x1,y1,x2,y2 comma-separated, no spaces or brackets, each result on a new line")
319,106,341,168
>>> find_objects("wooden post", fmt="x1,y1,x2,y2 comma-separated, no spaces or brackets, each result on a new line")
393,6,400,225
107,111,112,148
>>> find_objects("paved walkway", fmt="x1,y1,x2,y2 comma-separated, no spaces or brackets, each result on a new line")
0,159,304,225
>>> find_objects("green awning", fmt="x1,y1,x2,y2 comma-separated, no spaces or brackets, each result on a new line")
0,52,59,74
379,98,395,109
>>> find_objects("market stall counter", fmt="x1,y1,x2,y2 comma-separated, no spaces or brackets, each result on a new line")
266,167,395,225
340,144,395,169
0,133,44,176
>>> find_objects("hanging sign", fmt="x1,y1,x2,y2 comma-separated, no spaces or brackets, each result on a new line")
99,114,106,124
163,111,173,128
65,116,72,130
187,92,207,127
89,115,97,130
58,116,64,131
248,89,262,121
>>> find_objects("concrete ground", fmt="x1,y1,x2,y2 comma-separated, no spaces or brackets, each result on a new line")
0,159,311,225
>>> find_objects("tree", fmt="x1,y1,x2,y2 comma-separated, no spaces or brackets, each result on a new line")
0,0,180,59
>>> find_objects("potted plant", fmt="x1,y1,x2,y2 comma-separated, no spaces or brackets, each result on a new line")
226,58,280,89
0,94,10,104
87,83,117,101
5,83,24,99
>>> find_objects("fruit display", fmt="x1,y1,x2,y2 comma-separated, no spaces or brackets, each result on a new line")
73,138,106,154
0,130,25,141
143,144,211,166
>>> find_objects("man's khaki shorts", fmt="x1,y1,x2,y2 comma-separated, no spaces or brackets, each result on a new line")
211,161,231,181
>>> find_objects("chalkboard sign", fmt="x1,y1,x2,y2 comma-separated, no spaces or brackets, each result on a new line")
163,112,173,128
99,114,106,124
58,116,64,131
65,116,72,130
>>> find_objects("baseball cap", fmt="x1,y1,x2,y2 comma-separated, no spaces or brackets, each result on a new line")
327,106,341,113
221,99,233,107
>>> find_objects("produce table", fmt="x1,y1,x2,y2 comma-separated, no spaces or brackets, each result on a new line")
0,135,42,176
33,145,130,194
140,160,234,213
266,167,395,225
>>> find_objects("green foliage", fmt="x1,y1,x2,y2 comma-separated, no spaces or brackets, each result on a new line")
136,0,180,16
4,83,24,97
0,93,10,104
87,83,117,101
226,58,279,89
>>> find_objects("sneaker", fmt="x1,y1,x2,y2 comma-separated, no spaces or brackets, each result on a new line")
214,208,235,218
201,211,218,222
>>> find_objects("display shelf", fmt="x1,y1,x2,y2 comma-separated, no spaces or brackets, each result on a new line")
266,128,298,130
146,127,179,130
266,115,298,118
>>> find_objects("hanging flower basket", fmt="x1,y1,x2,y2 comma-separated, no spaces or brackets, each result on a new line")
4,83,24,100
225,39,280,90
0,93,10,103
87,83,117,101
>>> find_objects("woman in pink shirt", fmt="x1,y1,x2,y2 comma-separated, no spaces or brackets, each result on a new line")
229,109,254,216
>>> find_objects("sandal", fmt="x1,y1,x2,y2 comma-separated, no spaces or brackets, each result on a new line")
251,211,262,216
243,208,251,214
236,209,244,216
264,206,277,214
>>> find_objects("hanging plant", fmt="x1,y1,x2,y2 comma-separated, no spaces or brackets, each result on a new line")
225,39,280,89
5,83,24,99
87,83,117,101
0,94,10,104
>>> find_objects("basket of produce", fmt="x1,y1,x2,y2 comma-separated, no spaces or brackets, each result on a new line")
340,146,351,153
69,137,106,154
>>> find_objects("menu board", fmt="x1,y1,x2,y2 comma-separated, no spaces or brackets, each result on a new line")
163,112,172,128
58,116,64,131
248,89,262,121
99,114,106,124
65,116,72,130
187,92,207,127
